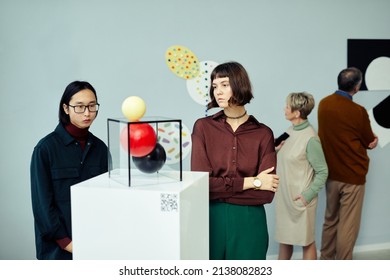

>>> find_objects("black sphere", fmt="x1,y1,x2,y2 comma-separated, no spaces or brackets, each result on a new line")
132,143,166,174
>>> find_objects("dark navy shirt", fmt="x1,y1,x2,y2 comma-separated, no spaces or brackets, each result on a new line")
30,123,108,259
335,90,353,100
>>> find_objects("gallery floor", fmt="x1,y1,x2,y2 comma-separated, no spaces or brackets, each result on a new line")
268,246,390,260
353,248,390,260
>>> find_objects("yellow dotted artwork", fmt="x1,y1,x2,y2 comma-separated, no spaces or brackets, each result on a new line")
165,45,200,80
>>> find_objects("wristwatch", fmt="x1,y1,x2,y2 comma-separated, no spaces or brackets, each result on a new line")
253,177,262,190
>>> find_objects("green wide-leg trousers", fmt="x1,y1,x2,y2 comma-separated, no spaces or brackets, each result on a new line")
209,202,269,260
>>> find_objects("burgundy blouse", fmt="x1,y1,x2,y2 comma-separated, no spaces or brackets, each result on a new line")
191,110,276,206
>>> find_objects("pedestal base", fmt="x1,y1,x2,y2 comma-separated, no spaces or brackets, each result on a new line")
71,171,209,260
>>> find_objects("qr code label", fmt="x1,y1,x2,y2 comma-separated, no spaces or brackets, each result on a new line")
160,193,178,212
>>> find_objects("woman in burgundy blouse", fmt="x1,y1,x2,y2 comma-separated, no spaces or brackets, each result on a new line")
191,62,279,260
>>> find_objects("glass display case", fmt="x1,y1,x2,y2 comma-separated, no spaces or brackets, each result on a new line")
107,117,183,186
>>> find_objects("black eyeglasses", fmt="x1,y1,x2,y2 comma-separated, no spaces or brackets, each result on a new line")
68,103,100,113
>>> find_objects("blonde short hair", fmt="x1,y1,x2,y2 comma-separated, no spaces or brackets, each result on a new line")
286,92,315,119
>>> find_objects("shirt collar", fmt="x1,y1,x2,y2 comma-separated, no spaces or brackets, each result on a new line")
211,110,225,120
211,110,261,126
335,90,353,100
55,123,94,146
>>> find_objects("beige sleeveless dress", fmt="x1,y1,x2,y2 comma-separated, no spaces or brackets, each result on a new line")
274,125,318,246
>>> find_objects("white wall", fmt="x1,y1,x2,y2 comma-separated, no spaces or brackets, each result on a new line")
1,0,389,259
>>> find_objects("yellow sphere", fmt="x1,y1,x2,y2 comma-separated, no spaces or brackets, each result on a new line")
121,96,146,121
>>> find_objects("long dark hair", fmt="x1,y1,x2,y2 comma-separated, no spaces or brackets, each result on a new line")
58,81,97,125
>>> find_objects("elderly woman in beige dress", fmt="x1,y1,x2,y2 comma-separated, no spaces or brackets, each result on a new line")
274,92,328,260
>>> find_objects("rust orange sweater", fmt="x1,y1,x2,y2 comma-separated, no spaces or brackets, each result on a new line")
317,92,375,185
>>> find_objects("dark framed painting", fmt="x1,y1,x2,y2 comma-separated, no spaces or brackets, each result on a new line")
347,39,390,91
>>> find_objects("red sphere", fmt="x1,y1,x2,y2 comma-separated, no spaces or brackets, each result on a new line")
120,123,157,157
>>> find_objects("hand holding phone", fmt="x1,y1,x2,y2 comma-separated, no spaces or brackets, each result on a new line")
274,132,289,147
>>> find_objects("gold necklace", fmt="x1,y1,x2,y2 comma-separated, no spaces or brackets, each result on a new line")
224,110,247,119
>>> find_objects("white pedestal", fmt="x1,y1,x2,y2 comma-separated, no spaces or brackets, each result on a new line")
71,171,209,260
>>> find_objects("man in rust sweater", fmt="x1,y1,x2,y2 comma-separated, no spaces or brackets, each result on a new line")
318,67,378,260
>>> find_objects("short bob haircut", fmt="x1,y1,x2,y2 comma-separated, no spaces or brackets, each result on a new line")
207,61,253,110
286,92,315,120
58,81,97,125
337,67,362,92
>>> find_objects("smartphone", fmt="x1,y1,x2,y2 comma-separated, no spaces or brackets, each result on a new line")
274,132,289,147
